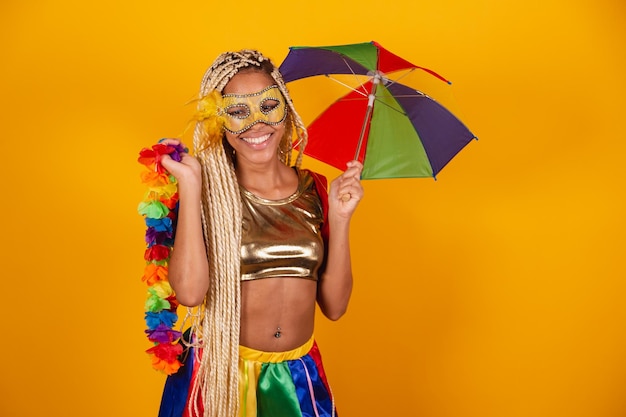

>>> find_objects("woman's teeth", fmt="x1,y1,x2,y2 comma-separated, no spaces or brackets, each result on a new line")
242,133,271,145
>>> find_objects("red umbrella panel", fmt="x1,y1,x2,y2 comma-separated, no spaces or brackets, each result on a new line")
279,41,477,179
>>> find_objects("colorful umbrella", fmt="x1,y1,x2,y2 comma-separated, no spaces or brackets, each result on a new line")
279,41,477,179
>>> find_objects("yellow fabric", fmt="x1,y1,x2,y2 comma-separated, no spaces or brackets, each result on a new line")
239,336,314,363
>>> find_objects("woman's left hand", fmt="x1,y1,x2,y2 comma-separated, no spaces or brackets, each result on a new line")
328,160,364,219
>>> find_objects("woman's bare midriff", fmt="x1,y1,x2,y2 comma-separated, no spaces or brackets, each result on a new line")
240,277,317,352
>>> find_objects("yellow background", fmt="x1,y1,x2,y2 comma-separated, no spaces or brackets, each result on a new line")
2,0,625,416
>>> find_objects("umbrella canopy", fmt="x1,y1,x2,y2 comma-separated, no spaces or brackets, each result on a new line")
279,41,477,179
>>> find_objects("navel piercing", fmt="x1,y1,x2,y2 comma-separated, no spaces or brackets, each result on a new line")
274,327,282,338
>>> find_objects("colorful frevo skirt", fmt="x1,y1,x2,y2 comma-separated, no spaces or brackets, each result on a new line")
159,336,336,417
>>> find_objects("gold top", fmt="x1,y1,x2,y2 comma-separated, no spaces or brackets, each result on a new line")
240,169,325,281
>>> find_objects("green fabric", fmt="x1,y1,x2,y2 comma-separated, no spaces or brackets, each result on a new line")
138,200,170,219
363,85,433,179
257,362,302,417
318,42,378,72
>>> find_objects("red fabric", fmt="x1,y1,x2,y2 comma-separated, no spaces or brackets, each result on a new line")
182,348,204,417
373,40,451,83
308,341,332,397
373,40,417,73
307,170,329,245
305,84,372,169
145,245,171,261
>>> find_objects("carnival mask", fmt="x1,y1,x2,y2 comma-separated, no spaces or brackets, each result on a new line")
221,85,288,134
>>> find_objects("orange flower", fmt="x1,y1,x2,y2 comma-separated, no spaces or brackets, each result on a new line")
142,263,168,286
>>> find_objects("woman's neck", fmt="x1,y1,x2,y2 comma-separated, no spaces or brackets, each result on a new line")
236,159,298,200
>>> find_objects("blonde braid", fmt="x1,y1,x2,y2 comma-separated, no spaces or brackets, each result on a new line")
269,65,308,167
182,49,309,417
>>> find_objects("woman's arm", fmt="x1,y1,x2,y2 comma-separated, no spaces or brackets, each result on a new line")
160,139,210,306
317,161,364,320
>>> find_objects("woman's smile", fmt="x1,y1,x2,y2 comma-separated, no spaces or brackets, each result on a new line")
240,132,271,146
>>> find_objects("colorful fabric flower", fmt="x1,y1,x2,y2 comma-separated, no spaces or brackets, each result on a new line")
144,228,172,246
144,245,170,261
145,310,178,330
141,263,168,286
145,291,171,312
138,200,170,219
145,217,173,233
151,281,174,299
147,343,184,374
165,294,180,311
146,324,183,343
138,143,186,172
140,170,171,187
161,194,179,210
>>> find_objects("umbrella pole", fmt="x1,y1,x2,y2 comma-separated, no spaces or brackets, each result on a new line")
339,74,381,202
354,73,381,161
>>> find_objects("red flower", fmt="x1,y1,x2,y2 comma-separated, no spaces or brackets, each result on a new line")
144,245,170,261
138,144,184,174
165,294,180,311
146,342,184,374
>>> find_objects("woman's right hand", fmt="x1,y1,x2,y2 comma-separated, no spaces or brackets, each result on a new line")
158,139,202,189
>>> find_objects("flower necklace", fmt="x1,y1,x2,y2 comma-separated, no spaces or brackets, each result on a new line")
137,141,186,375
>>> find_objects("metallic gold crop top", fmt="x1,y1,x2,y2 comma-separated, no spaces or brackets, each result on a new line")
240,169,325,282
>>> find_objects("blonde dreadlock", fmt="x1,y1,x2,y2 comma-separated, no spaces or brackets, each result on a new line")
184,49,308,417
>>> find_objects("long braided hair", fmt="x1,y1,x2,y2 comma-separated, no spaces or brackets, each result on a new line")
184,50,308,417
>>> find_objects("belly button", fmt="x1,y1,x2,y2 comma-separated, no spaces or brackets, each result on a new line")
274,327,282,338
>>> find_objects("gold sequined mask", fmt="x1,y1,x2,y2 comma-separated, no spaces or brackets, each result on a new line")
221,85,287,134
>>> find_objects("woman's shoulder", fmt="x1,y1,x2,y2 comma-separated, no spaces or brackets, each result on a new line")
296,167,328,193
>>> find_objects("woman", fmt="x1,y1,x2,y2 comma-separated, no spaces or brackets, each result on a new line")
157,49,363,417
